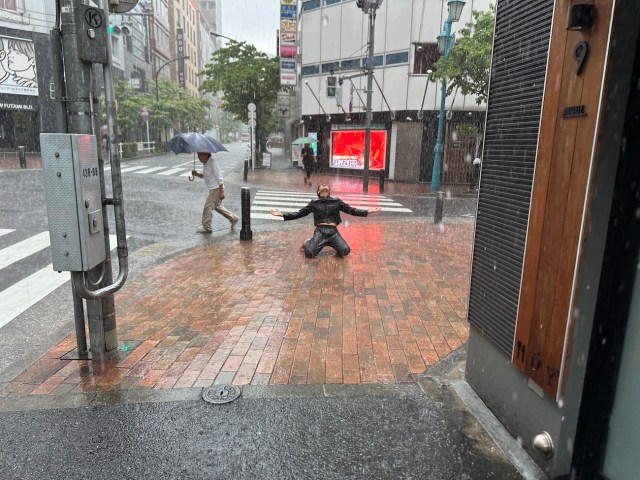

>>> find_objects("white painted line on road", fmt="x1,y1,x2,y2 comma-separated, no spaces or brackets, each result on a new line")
0,235,120,331
257,190,391,201
0,229,15,237
252,199,408,208
119,165,149,173
158,167,191,176
135,167,167,174
250,213,283,221
251,205,412,213
255,194,397,203
0,231,50,270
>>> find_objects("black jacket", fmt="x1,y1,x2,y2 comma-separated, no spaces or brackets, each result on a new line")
283,196,368,226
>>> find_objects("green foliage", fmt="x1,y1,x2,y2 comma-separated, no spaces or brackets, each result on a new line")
122,142,138,158
200,40,280,150
112,80,212,144
431,4,495,105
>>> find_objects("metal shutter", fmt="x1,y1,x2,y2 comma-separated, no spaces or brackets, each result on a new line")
467,0,554,355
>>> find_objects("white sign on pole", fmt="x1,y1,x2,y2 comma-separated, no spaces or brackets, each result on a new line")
248,111,256,120
248,119,256,128
247,103,256,112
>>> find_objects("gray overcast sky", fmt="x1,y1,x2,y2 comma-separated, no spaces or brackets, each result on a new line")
219,0,280,56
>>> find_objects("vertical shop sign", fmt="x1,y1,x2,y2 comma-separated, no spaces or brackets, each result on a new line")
176,28,185,88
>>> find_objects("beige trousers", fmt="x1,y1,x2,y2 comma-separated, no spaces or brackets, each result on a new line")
201,188,238,230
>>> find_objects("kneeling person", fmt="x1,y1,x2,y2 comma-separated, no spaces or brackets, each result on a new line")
270,184,381,258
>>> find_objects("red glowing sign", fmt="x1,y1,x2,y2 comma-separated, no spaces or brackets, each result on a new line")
330,130,387,170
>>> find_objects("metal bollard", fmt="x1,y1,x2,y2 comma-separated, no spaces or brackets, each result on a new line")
240,187,253,241
379,171,385,194
18,146,26,169
243,159,248,181
434,191,444,224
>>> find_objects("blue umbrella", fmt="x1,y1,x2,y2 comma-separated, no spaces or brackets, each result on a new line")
165,132,228,154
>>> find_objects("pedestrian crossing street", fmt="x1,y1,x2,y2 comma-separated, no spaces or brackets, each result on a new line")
251,189,412,221
0,229,120,331
104,164,198,177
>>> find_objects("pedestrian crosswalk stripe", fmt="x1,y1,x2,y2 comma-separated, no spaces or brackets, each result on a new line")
0,235,119,330
0,231,50,270
158,167,191,176
253,199,407,208
135,166,167,174
251,189,413,220
0,229,14,237
251,205,413,213
119,165,149,173
254,194,398,203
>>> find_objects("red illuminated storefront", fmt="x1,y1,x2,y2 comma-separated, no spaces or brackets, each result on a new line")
330,128,387,171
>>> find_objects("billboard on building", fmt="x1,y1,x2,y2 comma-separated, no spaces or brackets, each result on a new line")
0,35,38,97
176,29,185,88
279,0,297,86
330,130,387,170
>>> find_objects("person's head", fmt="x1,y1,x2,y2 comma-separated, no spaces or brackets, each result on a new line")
317,184,330,198
7,39,35,74
197,152,211,163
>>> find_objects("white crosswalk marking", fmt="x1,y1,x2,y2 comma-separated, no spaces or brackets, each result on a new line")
251,189,413,220
158,167,191,176
119,165,149,173
135,166,167,174
0,229,15,237
0,234,120,330
0,231,50,270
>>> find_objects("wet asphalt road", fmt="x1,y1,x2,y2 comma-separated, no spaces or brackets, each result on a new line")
0,384,523,480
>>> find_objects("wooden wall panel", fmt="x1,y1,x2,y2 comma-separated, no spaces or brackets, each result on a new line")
513,0,614,398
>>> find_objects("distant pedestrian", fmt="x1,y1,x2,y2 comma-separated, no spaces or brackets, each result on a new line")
192,152,239,233
301,143,316,185
270,184,381,258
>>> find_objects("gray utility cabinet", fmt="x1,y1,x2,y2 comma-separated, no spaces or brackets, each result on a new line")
41,133,106,272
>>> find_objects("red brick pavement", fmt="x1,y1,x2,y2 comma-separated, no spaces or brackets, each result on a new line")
0,220,474,397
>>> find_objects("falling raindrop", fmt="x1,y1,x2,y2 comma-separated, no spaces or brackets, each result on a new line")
465,153,473,163
516,436,523,447
446,189,452,199
443,163,449,172
452,131,458,142
323,15,329,26
437,222,445,233
558,398,564,408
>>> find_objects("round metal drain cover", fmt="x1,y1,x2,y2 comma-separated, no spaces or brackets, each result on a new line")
202,385,242,404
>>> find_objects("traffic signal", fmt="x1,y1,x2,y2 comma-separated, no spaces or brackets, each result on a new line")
108,23,131,35
326,76,337,98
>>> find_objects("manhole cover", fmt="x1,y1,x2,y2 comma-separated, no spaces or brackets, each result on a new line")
202,385,242,404
254,268,276,276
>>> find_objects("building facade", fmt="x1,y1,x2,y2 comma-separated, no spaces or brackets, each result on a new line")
168,0,201,96
0,0,57,151
466,0,640,478
299,0,491,185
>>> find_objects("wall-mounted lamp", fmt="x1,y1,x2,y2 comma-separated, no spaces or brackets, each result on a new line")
567,3,595,31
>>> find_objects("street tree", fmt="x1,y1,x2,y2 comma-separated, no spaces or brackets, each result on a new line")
431,4,495,105
200,40,280,151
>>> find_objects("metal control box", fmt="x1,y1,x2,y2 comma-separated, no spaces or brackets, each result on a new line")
41,133,106,272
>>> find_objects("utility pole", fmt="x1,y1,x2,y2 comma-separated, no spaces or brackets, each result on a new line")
51,0,129,356
357,0,383,193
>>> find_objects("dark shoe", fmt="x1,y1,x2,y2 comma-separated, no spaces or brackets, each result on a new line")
196,226,212,234
230,217,239,229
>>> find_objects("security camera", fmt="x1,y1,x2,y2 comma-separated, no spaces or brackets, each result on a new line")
427,69,433,75
304,80,309,85
417,45,423,52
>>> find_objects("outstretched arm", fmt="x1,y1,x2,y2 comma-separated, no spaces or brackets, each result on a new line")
368,207,382,214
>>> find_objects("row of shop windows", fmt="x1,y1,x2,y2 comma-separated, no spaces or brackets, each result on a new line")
303,0,352,11
301,43,439,77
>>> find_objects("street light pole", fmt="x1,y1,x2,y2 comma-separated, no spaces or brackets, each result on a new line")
431,0,465,196
362,3,377,193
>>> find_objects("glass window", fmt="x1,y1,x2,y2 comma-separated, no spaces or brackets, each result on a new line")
301,65,320,76
302,0,321,11
413,43,440,74
324,0,342,5
321,61,340,73
0,0,17,10
340,58,361,71
362,55,383,67
385,51,409,65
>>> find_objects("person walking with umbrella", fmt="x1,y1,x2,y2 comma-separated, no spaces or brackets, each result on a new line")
301,142,316,185
192,151,239,233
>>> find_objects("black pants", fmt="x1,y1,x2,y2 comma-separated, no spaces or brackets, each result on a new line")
304,226,350,258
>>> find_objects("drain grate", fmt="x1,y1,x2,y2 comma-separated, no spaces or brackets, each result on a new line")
202,385,242,404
